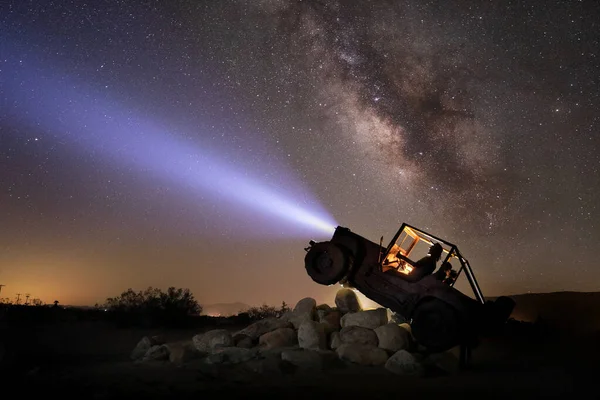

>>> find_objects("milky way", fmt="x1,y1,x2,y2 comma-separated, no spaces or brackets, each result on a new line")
1,0,599,306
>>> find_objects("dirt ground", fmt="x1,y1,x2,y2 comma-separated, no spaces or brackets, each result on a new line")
3,320,599,399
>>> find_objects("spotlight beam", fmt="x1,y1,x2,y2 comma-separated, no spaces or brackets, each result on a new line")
4,50,337,237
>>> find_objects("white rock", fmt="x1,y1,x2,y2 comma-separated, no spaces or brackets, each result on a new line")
298,320,327,350
166,341,199,365
234,318,293,340
192,329,233,353
131,336,153,360
259,327,297,349
335,289,362,313
316,303,332,312
374,323,411,353
131,335,165,360
339,325,378,347
287,310,315,330
319,310,342,330
293,297,317,317
142,345,169,361
340,308,389,329
385,350,425,376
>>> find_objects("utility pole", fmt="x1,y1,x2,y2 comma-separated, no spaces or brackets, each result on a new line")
15,293,21,305
25,293,31,305
0,284,5,295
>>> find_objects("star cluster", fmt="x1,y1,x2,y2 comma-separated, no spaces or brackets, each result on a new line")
1,0,599,306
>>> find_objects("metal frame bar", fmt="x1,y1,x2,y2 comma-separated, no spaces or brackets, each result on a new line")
455,249,485,304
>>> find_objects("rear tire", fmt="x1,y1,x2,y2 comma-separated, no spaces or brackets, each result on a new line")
482,296,516,334
493,296,516,322
411,297,463,352
304,242,349,285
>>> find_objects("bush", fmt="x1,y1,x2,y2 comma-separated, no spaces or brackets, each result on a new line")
103,287,202,328
246,301,290,321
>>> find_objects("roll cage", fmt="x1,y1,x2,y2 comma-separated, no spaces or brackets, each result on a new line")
380,223,485,304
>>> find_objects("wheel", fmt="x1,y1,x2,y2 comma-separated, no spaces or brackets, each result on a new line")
304,242,349,285
411,297,463,352
482,296,516,334
493,296,516,323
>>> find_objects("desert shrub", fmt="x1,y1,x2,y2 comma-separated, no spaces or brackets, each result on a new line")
246,301,290,321
103,287,202,328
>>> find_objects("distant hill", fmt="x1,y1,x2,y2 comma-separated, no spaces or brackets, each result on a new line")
201,302,250,317
494,291,600,335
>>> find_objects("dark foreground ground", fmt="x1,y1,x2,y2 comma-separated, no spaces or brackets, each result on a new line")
2,318,600,399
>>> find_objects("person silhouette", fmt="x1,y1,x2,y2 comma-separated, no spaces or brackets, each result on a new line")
443,269,458,286
434,261,453,281
411,243,444,280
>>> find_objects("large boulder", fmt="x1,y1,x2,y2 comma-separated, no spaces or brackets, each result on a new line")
131,337,153,361
166,341,200,365
336,343,389,366
335,289,362,313
142,345,170,362
339,326,378,347
316,303,332,312
318,310,341,331
293,297,317,317
286,311,315,330
233,333,254,348
234,318,293,340
374,323,411,353
385,350,425,376
131,336,166,360
259,327,297,349
281,304,316,330
281,349,338,370
298,321,327,350
193,329,234,353
340,308,389,329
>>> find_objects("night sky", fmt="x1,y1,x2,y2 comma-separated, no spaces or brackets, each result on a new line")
1,1,599,308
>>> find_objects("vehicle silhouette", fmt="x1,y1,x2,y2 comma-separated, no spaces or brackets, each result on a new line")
304,223,515,352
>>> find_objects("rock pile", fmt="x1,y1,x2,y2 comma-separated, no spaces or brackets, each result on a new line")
130,289,458,377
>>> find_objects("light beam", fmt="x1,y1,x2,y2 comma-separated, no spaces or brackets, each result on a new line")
3,45,337,238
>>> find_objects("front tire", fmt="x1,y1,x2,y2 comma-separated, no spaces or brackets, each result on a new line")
304,242,349,285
